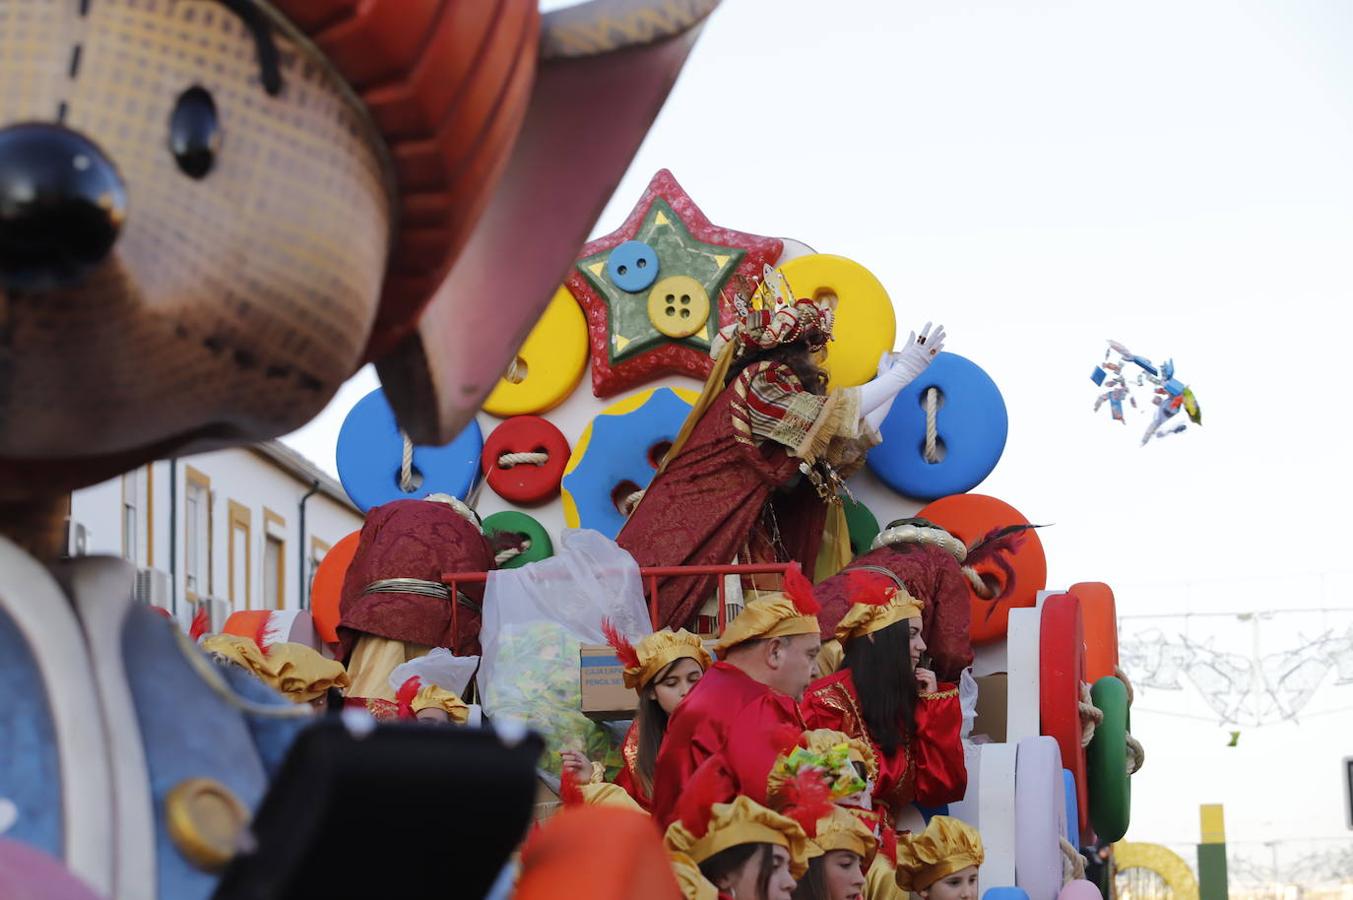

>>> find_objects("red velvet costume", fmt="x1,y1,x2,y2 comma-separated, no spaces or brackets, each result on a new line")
814,543,974,683
617,361,873,631
611,722,649,811
801,669,966,829
337,499,493,659
650,661,806,827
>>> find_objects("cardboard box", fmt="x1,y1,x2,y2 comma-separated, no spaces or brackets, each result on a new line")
971,672,1008,743
579,645,637,721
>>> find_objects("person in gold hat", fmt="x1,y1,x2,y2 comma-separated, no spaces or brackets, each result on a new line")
893,816,983,900
801,572,966,831
789,805,875,900
265,643,350,708
666,794,812,900
650,564,823,828
561,624,713,811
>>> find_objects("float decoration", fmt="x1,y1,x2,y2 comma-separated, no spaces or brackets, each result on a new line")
566,169,783,397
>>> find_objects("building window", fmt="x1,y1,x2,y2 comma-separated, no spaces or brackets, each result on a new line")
184,467,211,599
228,501,251,610
121,470,139,562
263,507,286,610
308,537,331,609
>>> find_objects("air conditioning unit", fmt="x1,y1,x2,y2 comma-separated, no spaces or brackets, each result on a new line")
202,596,231,633
133,567,171,610
64,518,89,558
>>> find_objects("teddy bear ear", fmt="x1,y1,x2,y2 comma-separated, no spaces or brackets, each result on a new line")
371,0,720,445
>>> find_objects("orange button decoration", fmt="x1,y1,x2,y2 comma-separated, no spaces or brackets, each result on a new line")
918,493,1047,644
1039,592,1089,840
1071,582,1119,683
309,530,362,647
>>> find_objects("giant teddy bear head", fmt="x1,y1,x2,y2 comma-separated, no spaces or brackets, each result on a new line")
0,0,720,504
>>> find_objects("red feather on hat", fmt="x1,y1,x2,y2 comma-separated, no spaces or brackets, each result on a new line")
395,676,421,720
560,766,585,807
846,570,896,606
188,604,210,642
601,618,641,670
780,769,833,838
782,562,820,615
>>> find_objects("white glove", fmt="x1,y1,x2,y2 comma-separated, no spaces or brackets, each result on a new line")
858,323,947,426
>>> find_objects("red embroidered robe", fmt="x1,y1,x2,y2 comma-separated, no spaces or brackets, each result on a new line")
617,361,875,630
611,722,651,812
650,662,806,828
801,669,966,829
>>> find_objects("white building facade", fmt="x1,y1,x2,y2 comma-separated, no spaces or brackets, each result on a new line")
69,442,363,629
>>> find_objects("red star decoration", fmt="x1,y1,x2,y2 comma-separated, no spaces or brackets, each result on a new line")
565,169,784,397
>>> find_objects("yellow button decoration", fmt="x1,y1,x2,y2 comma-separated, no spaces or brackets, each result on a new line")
165,777,250,872
483,286,589,417
778,254,896,390
646,275,710,339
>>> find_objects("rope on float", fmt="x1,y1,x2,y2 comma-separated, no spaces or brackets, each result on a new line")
1078,681,1103,748
924,387,941,463
400,430,416,492
495,540,531,567
498,452,549,468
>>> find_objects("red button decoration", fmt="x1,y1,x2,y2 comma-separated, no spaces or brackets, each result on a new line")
481,416,570,505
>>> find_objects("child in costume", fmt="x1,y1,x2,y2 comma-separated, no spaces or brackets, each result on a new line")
666,794,813,900
201,635,350,709
801,573,966,832
893,817,983,900
560,625,713,810
789,805,876,900
618,265,946,631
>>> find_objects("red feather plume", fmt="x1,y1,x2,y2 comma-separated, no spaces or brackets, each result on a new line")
395,676,421,720
678,760,737,838
560,766,585,807
846,570,896,606
601,618,641,670
965,524,1044,607
780,769,833,838
782,563,820,615
188,604,210,642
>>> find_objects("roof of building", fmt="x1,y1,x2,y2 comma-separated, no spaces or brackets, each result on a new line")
251,441,358,513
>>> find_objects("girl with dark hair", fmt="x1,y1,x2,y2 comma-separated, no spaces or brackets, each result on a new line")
666,795,810,900
560,626,711,810
800,573,966,831
788,806,874,900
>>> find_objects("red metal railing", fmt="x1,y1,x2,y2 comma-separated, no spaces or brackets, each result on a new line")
442,561,792,632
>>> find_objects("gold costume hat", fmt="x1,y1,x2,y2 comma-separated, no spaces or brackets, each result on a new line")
834,570,922,644
266,643,350,704
807,806,878,870
801,729,879,782
201,634,273,683
668,852,720,900
411,683,470,723
714,563,821,658
894,816,985,892
603,622,712,691
665,796,813,880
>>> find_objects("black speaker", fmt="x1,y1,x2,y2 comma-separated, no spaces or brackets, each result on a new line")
215,720,541,899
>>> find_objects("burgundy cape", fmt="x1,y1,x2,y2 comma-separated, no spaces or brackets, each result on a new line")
337,499,493,659
813,542,974,683
615,365,826,631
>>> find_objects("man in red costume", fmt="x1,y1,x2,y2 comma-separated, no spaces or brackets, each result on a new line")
338,495,494,701
649,564,823,828
617,265,946,631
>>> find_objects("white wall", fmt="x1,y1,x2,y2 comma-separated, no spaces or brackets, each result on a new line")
70,447,362,625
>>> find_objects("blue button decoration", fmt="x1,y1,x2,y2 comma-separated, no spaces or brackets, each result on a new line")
984,889,1031,900
867,352,1008,500
336,388,483,513
606,240,659,293
1063,768,1078,845
562,388,693,539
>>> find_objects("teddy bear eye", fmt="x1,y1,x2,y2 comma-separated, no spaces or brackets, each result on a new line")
169,86,220,179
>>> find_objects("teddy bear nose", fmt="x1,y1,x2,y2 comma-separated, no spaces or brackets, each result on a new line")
0,122,128,290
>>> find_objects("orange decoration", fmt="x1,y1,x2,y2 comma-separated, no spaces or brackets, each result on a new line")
1070,582,1119,683
917,494,1047,645
517,806,682,900
310,531,362,647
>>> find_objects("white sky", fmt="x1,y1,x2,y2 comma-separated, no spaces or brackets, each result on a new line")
283,0,1353,866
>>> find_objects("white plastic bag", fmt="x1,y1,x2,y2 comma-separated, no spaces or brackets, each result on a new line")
959,667,979,741
478,530,651,773
387,647,479,697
